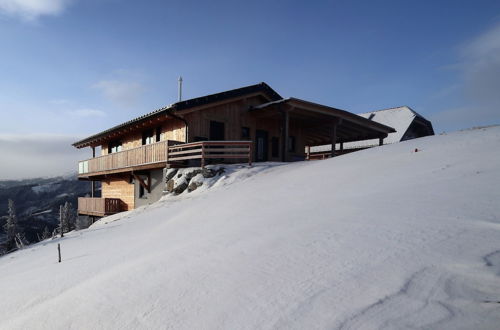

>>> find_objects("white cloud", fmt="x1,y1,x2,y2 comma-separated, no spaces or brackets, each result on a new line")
0,0,74,21
93,80,145,107
431,22,500,132
69,108,106,118
0,134,88,179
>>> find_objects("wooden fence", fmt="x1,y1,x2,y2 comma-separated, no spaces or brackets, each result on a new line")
167,141,252,167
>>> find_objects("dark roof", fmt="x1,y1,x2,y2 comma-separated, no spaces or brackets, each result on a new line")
252,98,396,134
72,82,282,148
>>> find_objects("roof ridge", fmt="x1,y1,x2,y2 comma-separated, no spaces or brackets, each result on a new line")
359,105,409,114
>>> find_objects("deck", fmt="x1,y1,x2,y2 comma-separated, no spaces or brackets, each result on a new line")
78,140,252,178
78,197,122,217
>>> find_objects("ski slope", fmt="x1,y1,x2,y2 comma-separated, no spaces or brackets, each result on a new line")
1,126,499,329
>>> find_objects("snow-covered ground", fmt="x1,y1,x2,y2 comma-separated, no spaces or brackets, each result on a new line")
1,126,500,329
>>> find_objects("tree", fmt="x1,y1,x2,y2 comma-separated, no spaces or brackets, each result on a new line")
2,199,21,252
41,226,51,240
59,202,76,237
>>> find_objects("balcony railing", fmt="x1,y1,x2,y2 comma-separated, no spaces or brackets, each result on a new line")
78,140,252,176
78,197,122,216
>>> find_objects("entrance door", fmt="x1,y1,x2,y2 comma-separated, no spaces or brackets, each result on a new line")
209,121,225,140
255,130,269,162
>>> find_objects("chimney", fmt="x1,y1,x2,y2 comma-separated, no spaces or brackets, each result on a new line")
178,76,183,102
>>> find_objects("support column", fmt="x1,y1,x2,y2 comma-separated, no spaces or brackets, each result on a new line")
330,122,337,158
281,109,290,162
91,146,96,198
340,142,344,152
379,136,384,146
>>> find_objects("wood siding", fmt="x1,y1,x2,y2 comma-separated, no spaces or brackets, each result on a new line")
102,177,134,211
101,119,185,156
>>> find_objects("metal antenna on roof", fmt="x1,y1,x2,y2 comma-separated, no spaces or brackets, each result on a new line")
178,76,183,102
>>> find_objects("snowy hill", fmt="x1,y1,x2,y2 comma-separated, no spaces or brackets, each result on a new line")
1,126,499,329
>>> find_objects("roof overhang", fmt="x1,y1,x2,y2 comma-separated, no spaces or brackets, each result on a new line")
250,98,396,145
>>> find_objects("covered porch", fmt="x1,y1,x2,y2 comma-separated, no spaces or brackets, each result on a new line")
249,98,396,161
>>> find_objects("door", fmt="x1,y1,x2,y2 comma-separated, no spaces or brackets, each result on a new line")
209,121,225,140
255,130,269,162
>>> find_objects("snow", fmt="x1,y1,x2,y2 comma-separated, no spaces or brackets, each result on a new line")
1,126,500,329
312,106,420,152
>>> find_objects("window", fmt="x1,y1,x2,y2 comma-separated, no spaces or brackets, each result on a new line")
194,136,208,142
288,136,296,152
271,137,279,157
142,129,154,145
241,127,250,140
108,141,122,154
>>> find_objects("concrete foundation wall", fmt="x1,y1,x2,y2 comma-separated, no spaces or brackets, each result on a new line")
134,169,165,208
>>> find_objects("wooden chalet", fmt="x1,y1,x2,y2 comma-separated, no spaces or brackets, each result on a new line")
73,82,395,217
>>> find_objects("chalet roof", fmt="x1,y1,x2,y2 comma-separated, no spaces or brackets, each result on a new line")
360,106,423,143
72,82,282,148
311,106,432,152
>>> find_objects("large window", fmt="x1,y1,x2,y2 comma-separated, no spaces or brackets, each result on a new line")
108,141,122,154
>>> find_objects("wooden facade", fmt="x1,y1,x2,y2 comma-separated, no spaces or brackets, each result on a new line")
73,82,395,216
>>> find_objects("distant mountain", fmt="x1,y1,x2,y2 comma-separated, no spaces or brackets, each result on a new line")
0,175,92,244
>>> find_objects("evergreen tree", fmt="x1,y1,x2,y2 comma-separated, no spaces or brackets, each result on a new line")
59,202,75,236
2,199,20,252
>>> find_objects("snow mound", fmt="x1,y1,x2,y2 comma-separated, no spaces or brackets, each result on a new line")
1,126,500,329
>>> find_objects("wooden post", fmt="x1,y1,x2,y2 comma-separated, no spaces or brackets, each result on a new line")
91,146,96,198
282,110,289,162
165,139,169,165
330,122,337,158
379,137,384,146
306,146,310,160
58,243,61,263
248,142,252,166
201,143,205,168
340,142,344,152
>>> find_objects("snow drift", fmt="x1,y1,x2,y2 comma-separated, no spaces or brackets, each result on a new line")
1,126,499,329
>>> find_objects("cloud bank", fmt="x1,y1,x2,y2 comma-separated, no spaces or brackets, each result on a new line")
0,0,73,21
432,22,500,131
0,134,89,180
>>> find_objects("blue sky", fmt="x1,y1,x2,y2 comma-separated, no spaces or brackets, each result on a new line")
0,0,499,178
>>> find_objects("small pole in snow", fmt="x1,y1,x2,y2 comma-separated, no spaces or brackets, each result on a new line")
58,243,61,263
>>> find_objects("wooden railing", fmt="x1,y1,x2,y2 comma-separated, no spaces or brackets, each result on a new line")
168,141,252,167
78,140,252,176
78,197,122,216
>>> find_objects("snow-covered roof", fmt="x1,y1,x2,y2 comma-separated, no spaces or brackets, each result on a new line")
312,106,426,152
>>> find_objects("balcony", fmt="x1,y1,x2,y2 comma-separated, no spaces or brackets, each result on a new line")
78,140,252,178
78,197,122,217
